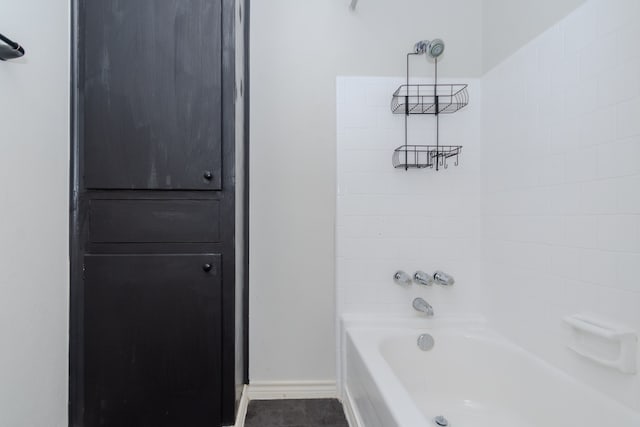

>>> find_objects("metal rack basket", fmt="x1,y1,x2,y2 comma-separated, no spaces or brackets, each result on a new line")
392,145,462,169
391,84,468,115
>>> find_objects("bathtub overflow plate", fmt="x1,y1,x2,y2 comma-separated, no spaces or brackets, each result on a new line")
434,415,449,426
417,333,435,351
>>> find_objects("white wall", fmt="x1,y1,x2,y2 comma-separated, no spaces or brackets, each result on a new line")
0,1,69,426
482,0,586,72
336,77,482,316
336,76,483,393
482,0,640,411
250,0,484,385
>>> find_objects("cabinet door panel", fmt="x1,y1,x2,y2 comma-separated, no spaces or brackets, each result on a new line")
83,254,221,427
83,0,222,190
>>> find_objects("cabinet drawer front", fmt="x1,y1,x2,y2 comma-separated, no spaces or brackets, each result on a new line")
89,199,220,243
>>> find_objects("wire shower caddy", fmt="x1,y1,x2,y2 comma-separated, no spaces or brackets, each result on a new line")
391,48,468,170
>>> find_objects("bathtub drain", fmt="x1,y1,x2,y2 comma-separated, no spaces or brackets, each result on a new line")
417,333,435,351
434,415,449,426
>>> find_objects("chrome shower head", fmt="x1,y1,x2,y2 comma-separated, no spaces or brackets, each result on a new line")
427,39,445,58
413,39,445,58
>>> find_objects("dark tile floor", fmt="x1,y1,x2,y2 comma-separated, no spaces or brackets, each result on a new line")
244,399,349,427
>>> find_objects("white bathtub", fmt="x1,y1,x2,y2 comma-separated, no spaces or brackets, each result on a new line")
343,316,640,427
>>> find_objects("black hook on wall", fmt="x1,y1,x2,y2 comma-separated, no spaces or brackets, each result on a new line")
0,33,25,61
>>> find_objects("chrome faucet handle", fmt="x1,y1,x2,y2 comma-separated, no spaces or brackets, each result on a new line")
412,297,434,317
393,271,412,286
433,270,455,286
413,270,435,286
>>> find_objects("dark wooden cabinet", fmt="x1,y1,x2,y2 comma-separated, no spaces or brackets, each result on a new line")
70,1,241,426
82,0,222,190
83,254,222,427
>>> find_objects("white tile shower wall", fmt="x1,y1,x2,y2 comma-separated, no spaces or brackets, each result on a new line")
482,0,640,411
336,77,483,317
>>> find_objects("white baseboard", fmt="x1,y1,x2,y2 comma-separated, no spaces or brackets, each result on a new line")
232,385,250,427
342,385,362,427
247,380,337,400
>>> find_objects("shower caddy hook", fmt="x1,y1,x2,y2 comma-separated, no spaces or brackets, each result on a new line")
0,32,25,61
390,39,468,170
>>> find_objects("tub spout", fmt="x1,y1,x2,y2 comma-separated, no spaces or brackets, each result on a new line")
412,297,434,317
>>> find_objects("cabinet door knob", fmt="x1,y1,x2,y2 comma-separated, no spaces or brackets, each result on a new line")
203,171,213,181
203,263,213,272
